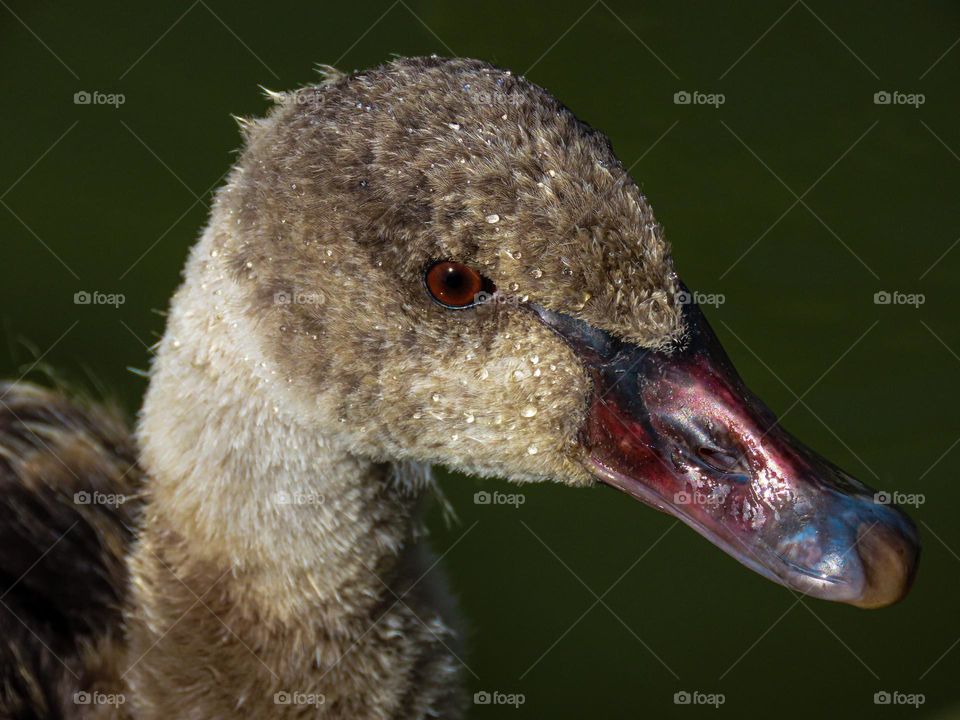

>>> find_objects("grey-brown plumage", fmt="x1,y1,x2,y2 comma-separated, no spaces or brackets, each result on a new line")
0,383,141,719
1,57,687,719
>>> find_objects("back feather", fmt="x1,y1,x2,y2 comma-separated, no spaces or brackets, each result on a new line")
0,382,142,720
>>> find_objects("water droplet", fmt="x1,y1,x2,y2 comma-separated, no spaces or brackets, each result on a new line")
530,268,543,278
521,406,538,418
529,355,540,364
485,213,500,224
527,445,539,455
432,393,441,403
465,413,475,424
448,122,461,131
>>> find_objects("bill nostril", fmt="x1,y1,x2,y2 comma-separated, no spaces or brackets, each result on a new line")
696,445,741,474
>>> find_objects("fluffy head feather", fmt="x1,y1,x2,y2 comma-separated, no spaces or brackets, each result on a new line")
172,56,685,489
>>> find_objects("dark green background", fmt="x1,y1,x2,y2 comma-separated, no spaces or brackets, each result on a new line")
1,1,958,717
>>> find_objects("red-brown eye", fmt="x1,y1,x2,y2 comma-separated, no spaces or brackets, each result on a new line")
425,261,491,308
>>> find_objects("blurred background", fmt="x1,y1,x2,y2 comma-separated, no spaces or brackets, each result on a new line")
1,1,958,717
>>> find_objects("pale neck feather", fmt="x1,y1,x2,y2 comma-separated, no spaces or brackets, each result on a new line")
137,225,429,622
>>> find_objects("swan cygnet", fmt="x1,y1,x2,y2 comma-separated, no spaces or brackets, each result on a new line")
0,56,919,719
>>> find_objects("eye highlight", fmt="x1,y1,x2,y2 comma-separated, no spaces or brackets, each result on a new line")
425,261,493,309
